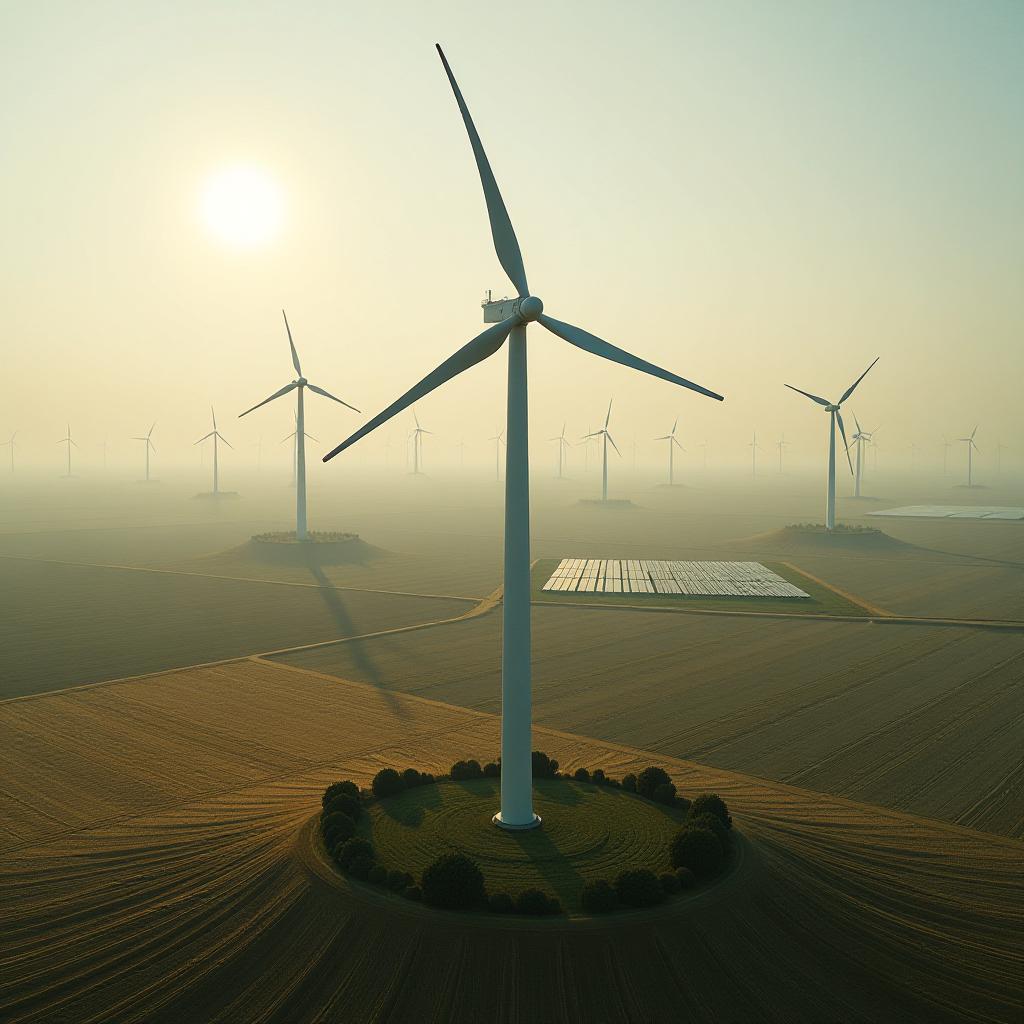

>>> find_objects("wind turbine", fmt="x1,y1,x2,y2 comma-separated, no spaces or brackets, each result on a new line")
132,423,157,482
194,406,233,495
785,358,879,530
749,430,762,478
322,45,723,830
654,417,684,485
959,426,980,487
410,410,431,474
777,434,789,472
490,428,505,481
851,417,876,497
548,423,570,479
240,310,359,539
2,432,15,473
282,414,318,487
584,401,622,502
58,425,77,477
942,436,951,475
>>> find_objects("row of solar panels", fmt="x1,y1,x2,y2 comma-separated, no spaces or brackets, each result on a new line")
869,506,1024,520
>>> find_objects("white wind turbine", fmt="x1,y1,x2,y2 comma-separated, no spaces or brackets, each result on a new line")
785,358,879,530
490,428,505,481
654,417,684,485
240,311,359,539
749,430,762,477
548,423,570,479
410,410,431,474
58,425,77,477
777,434,788,472
2,432,15,473
323,45,723,830
132,422,157,482
850,417,876,497
194,407,233,495
584,401,622,502
959,426,980,487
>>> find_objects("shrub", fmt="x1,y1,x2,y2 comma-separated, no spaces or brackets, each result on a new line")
368,864,388,886
401,768,423,788
689,811,729,846
675,866,696,889
348,855,375,880
403,885,422,901
614,869,665,908
675,794,691,813
573,767,591,783
622,773,637,793
669,826,724,876
636,766,672,799
581,878,617,913
488,892,514,913
483,761,500,778
321,811,355,847
371,768,405,798
531,751,559,778
659,871,680,894
689,794,732,831
421,852,486,910
388,869,414,892
652,782,677,806
515,889,560,916
322,780,359,807
336,837,374,871
324,792,361,821
450,759,483,781
420,773,435,785
591,769,607,786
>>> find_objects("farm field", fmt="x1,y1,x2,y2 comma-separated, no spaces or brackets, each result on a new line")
277,606,1024,838
1,660,1020,1023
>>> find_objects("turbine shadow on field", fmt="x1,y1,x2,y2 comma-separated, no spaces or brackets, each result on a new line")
380,783,442,825
507,826,584,907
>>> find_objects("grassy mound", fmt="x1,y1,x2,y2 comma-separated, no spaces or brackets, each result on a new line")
355,777,687,912
235,532,385,566
740,524,911,554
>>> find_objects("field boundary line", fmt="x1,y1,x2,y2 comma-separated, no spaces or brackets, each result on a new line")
777,560,893,616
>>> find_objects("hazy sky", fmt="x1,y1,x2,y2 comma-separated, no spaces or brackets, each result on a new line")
3,0,1022,472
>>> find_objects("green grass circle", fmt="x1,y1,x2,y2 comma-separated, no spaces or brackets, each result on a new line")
357,778,688,911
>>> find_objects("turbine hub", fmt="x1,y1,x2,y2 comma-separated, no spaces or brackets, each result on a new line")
296,377,307,386
518,295,543,322
826,403,839,412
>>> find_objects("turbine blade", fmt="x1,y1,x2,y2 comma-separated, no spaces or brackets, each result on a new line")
219,434,234,450
971,424,979,440
323,318,515,461
305,434,319,444
280,432,295,444
784,384,830,407
307,383,361,413
436,45,529,297
148,441,156,453
835,410,854,474
194,432,215,445
604,399,613,429
283,310,302,376
671,416,678,435
653,435,671,441
239,382,298,418
839,356,879,404
539,315,724,401
147,422,156,438
672,437,683,450
211,406,217,430
607,433,621,456
854,413,862,434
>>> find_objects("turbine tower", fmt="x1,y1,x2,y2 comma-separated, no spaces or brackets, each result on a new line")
2,432,15,473
777,434,788,472
240,311,359,539
410,410,431,474
785,358,879,530
749,430,762,478
851,417,876,497
194,407,233,495
282,414,318,486
57,425,78,477
959,426,979,487
132,422,157,482
584,401,621,502
490,429,505,481
323,45,723,830
654,417,684,485
548,423,569,479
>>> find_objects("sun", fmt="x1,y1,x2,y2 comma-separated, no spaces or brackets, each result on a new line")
200,164,284,247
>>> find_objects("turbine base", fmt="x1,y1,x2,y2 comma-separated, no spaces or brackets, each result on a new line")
492,812,542,831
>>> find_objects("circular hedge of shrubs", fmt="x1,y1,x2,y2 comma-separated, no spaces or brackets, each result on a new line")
317,753,733,917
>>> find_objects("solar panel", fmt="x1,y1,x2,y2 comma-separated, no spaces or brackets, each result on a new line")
869,506,1024,520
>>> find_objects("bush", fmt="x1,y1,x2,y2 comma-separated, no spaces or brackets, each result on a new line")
371,768,405,798
488,892,514,913
368,864,388,886
622,773,637,793
675,866,696,889
532,751,559,778
652,782,677,806
614,869,665,908
581,878,617,913
515,889,560,916
688,811,729,846
335,837,374,871
421,852,486,910
388,869,414,892
324,792,361,821
636,766,672,800
669,826,724,876
322,780,360,807
401,768,424,788
591,769,607,786
689,794,732,831
482,761,500,778
659,871,680,894
403,885,422,901
573,767,591,783
450,759,484,781
321,811,355,847
348,855,375,880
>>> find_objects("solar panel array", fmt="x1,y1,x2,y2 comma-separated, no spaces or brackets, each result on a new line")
542,559,810,599
869,506,1024,521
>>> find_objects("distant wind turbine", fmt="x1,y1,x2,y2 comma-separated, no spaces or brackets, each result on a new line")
851,418,876,497
2,432,15,473
410,410,431,474
58,425,77,477
240,310,359,539
490,428,505,481
749,430,762,478
584,401,621,502
548,423,570,479
321,45,723,830
959,426,980,487
282,414,318,487
785,358,879,530
777,434,788,472
942,436,951,475
132,422,157,482
654,417,684,485
194,406,233,495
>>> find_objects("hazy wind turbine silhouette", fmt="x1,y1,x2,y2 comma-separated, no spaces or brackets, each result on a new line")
490,428,505,481
133,421,156,481
323,45,724,830
584,401,622,502
655,417,684,485
58,425,77,477
942,436,951,475
959,426,980,486
282,414,317,487
2,432,15,473
240,311,359,539
749,431,762,477
410,410,431,474
549,423,570,478
785,358,879,530
777,434,788,472
194,407,233,495
851,417,876,497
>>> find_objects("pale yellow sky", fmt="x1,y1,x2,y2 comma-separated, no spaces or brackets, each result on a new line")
2,1,1021,472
